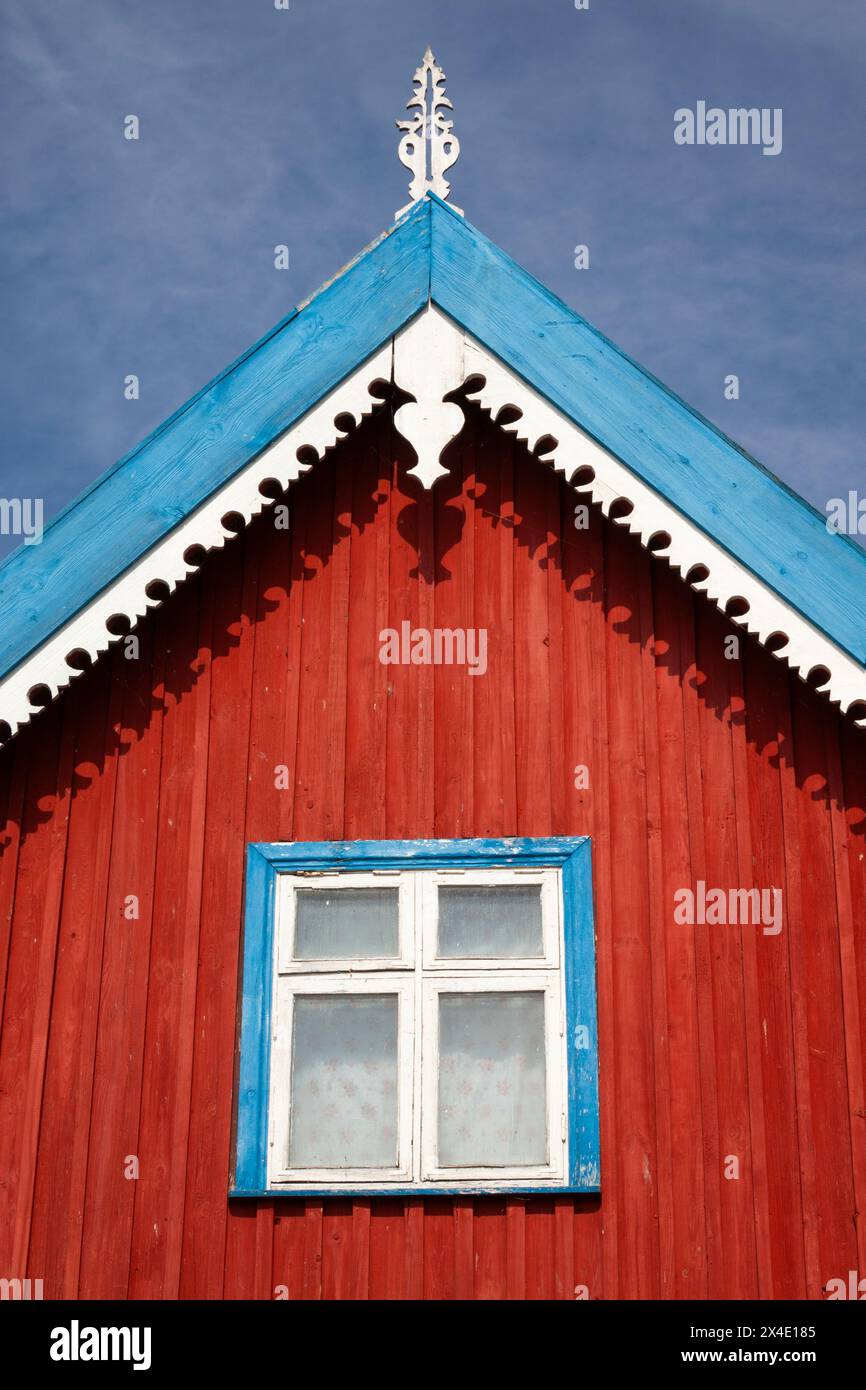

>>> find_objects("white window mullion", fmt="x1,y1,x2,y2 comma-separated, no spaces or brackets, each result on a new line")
411,871,427,1183
277,870,413,974
423,867,560,970
269,972,414,1186
420,973,565,1185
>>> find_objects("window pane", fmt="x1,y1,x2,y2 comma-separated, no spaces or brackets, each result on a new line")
436,884,543,958
293,887,399,959
289,995,399,1167
437,992,547,1167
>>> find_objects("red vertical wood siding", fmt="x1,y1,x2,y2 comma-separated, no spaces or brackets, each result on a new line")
0,405,864,1301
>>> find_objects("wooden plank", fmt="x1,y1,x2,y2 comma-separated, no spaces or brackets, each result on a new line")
553,1197,576,1301
505,1198,526,1300
341,422,389,1300
509,453,558,1303
127,575,211,1298
61,665,124,1299
638,555,675,1298
224,475,301,1293
179,535,256,1298
404,1197,425,1299
776,675,822,1298
572,1196,603,1303
603,524,658,1298
416,443,436,844
789,680,857,1286
290,451,348,1302
289,457,354,1301
248,474,306,1299
562,496,612,1298
513,450,551,838
473,1198,506,1301
324,451,353,841
343,419,391,841
433,409,474,838
742,648,807,1297
0,739,28,1047
429,197,866,664
679,591,724,1297
546,472,567,836
27,659,119,1297
696,606,759,1299
453,1197,474,1300
0,700,72,1277
291,458,340,842
471,414,516,836
271,1206,306,1302
301,1203,323,1300
728,634,773,1296
840,720,866,1276
823,708,866,1279
369,1199,405,1300
525,1201,556,1301
0,201,431,680
351,1200,372,1300
255,1198,275,1300
322,1201,355,1300
651,565,708,1298
77,609,166,1297
386,427,423,837
559,493,597,840
333,448,355,809
423,1199,455,1299
222,1203,259,1301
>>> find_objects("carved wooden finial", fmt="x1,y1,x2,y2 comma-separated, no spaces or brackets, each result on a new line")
396,48,462,220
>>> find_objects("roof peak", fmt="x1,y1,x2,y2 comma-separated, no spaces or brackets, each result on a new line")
1,201,864,737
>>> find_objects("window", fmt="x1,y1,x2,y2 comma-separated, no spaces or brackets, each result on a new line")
234,838,599,1196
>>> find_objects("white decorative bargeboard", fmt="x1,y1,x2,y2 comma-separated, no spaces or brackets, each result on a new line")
1,307,863,737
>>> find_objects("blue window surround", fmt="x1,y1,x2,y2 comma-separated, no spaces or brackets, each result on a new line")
231,836,600,1198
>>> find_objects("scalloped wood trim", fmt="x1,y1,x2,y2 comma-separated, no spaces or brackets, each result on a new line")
0,343,392,738
2,306,863,739
441,312,866,726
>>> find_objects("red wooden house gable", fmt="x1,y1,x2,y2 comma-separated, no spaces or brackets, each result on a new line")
1,406,864,1300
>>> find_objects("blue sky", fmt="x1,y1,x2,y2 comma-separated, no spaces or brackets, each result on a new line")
2,0,864,559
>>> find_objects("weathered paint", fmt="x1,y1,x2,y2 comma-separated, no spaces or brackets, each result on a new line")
0,407,864,1300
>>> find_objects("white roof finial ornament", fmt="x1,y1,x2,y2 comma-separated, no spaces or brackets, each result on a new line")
396,48,462,220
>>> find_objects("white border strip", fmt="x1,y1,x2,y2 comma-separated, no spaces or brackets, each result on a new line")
2,306,863,737
0,344,392,736
455,326,866,723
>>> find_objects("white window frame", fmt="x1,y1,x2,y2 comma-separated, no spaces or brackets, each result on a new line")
420,973,565,1184
276,870,415,973
270,973,415,1185
420,866,560,970
265,864,569,1191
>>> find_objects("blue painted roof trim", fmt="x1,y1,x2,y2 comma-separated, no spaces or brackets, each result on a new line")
0,200,431,681
428,197,866,667
2,193,864,682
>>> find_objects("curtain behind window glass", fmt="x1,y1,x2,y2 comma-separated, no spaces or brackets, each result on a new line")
289,994,399,1167
438,991,547,1166
294,888,399,959
436,884,543,957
